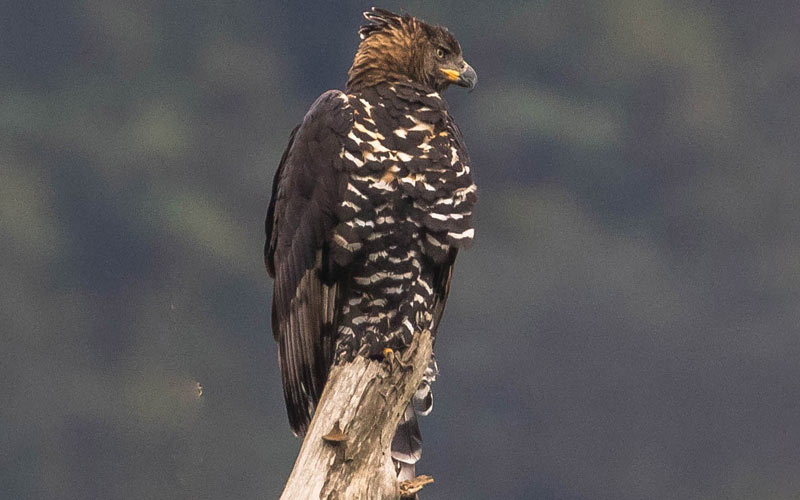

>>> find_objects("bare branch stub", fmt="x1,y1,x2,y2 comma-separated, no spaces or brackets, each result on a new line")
400,475,435,498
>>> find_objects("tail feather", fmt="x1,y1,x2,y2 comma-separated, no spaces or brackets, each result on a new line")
391,354,439,482
391,403,422,466
413,355,438,416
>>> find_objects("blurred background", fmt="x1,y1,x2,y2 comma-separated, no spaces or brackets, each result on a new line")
3,1,799,499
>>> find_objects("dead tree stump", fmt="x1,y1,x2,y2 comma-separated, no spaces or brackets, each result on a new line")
279,330,434,500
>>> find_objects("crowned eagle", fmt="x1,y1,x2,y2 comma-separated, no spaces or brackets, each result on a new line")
265,7,477,478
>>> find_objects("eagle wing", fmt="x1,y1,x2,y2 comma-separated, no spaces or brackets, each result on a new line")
265,90,353,435
400,112,473,440
392,115,473,470
428,114,474,335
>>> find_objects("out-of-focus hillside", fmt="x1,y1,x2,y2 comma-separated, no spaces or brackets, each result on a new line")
2,2,799,499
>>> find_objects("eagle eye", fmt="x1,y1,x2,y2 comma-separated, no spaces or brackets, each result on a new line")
436,47,447,59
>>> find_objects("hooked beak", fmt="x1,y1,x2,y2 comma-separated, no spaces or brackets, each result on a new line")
442,62,477,90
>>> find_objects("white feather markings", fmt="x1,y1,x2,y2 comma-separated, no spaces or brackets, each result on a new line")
341,201,361,213
359,98,374,116
354,120,384,140
333,233,362,252
425,233,447,249
429,212,465,221
366,139,390,153
405,115,434,133
346,217,374,228
346,183,368,199
447,228,475,240
450,146,460,166
347,131,363,146
371,178,396,191
353,270,414,285
344,150,365,167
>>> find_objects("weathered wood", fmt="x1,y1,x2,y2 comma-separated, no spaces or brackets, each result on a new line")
279,330,434,500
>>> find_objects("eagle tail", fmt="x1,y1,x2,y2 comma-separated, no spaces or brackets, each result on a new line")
391,354,438,481
392,403,422,481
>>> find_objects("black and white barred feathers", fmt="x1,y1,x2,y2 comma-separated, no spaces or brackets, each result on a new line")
265,7,476,480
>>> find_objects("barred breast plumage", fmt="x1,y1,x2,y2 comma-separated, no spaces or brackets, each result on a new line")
329,83,476,361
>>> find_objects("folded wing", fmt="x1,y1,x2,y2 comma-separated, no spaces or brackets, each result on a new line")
265,90,353,435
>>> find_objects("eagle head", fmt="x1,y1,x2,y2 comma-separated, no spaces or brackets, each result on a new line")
347,8,477,93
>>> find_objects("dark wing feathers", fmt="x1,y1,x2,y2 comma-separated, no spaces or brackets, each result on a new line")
430,248,457,336
429,114,472,335
265,124,298,279
266,90,353,435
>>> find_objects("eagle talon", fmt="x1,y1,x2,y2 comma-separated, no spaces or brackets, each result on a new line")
382,347,398,371
382,347,412,372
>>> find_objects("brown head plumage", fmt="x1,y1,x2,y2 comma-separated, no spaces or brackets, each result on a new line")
346,8,477,93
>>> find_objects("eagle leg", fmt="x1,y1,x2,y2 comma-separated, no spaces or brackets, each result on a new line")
382,347,412,372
